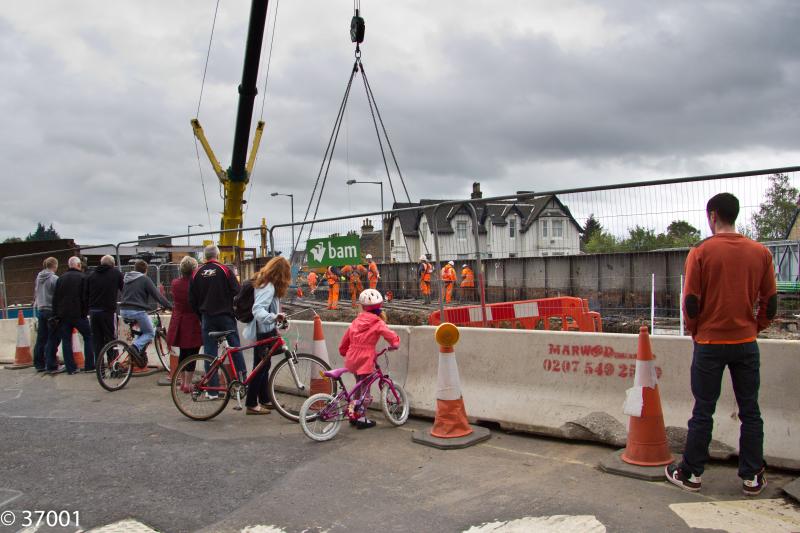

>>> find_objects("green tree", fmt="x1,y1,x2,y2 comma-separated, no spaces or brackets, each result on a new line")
2,237,22,243
751,173,799,240
581,214,602,251
25,222,61,242
583,231,620,254
666,220,700,247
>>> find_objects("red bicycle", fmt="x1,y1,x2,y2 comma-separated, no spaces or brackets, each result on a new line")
170,318,335,421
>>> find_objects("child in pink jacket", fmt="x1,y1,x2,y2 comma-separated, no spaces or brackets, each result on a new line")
338,288,400,429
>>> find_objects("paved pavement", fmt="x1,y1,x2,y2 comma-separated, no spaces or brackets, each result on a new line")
1,367,799,533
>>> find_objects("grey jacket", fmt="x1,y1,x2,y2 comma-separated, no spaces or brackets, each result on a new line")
34,269,58,311
120,271,171,311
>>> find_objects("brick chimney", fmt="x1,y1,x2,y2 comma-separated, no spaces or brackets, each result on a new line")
361,218,374,234
471,182,482,199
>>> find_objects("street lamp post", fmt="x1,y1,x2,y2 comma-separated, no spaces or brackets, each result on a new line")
187,224,203,246
270,192,295,259
346,179,384,262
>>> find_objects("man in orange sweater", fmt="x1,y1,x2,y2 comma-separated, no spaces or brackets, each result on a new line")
666,193,777,497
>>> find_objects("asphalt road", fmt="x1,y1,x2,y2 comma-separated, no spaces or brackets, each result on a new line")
0,367,798,533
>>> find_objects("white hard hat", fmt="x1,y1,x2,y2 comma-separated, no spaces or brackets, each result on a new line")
358,288,383,307
462,264,468,268
419,255,427,261
365,254,373,260
448,261,454,266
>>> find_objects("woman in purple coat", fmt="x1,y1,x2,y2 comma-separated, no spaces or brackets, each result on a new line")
167,256,203,393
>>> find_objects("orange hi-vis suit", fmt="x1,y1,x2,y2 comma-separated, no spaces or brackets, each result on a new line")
419,261,433,299
341,265,366,307
307,271,319,293
325,267,339,310
441,264,457,303
460,266,474,288
367,261,380,289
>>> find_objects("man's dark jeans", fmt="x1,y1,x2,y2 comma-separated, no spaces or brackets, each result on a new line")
90,310,116,369
33,309,59,370
59,318,94,373
680,341,764,479
201,313,246,379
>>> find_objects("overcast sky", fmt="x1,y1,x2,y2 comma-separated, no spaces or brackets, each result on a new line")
1,0,798,246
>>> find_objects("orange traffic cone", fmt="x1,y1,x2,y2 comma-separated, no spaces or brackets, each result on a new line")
412,323,490,449
308,315,333,399
620,326,673,466
297,287,304,298
7,311,33,369
71,328,85,369
386,290,393,302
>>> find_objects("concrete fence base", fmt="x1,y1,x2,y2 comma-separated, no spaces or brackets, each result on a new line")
3,317,798,469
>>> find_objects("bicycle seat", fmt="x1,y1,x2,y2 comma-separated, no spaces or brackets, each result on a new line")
122,318,138,326
208,330,235,340
323,368,350,380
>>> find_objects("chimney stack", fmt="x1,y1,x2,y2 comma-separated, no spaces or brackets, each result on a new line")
471,182,482,199
361,218,374,234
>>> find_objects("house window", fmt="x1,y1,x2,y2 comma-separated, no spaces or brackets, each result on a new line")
542,220,548,238
509,218,516,238
394,226,401,244
421,221,428,241
552,220,564,238
457,221,467,240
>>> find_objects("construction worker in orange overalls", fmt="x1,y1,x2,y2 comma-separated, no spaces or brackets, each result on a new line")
307,271,319,295
341,264,367,307
441,260,457,304
418,255,433,305
325,266,340,310
460,263,475,302
365,254,380,290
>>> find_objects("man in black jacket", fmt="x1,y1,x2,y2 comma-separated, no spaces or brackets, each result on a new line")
189,245,245,380
52,256,92,374
86,255,124,371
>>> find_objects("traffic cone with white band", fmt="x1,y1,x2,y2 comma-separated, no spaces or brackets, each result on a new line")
309,315,332,398
412,323,490,449
600,326,674,480
621,326,672,466
71,328,85,369
7,311,33,369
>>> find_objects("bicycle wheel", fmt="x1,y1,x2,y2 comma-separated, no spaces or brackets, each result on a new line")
268,353,336,422
96,340,134,392
299,393,345,442
171,354,231,421
381,381,409,426
153,330,171,373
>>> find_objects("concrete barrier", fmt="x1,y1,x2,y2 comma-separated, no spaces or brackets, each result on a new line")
2,317,798,468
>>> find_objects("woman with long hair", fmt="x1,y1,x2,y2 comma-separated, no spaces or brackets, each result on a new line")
242,256,291,415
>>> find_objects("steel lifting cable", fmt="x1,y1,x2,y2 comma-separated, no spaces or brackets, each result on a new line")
293,62,359,257
243,0,281,226
193,0,221,228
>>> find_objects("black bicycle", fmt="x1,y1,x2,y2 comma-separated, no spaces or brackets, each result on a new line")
96,308,170,392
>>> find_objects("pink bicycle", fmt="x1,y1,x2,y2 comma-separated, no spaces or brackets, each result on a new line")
298,348,409,441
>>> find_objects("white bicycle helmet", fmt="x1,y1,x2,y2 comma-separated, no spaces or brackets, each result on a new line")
365,254,373,260
358,288,384,307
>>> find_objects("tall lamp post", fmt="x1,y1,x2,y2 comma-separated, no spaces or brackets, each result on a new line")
346,179,384,262
187,224,203,246
270,192,295,259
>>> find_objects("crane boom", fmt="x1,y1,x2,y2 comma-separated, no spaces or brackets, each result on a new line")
192,0,271,263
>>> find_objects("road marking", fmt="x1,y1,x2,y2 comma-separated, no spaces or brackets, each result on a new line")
0,488,22,508
0,388,22,404
482,444,596,467
241,527,291,533
84,518,159,532
669,498,800,532
463,515,606,532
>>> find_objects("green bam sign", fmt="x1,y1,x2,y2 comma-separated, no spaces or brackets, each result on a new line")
306,235,361,267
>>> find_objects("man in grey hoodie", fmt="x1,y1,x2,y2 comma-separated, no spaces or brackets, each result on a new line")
33,257,60,372
119,260,171,361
